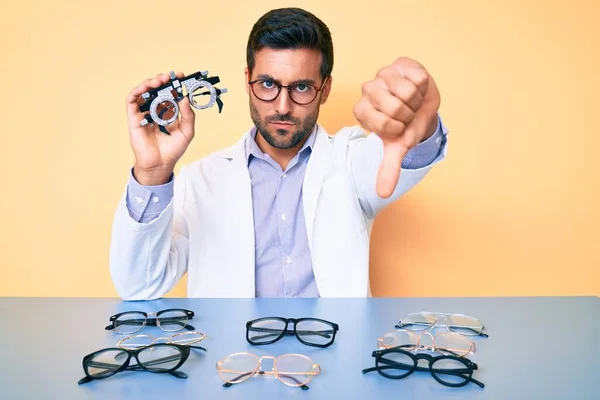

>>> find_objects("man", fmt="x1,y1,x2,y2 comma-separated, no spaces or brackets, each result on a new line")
110,7,447,299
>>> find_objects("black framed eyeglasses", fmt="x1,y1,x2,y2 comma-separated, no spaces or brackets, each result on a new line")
78,343,206,384
246,317,339,348
248,77,328,105
105,309,195,334
362,346,485,388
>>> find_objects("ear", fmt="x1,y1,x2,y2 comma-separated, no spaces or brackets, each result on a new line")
319,76,333,105
244,67,250,95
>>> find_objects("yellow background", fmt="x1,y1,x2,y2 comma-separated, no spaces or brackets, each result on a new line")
1,0,598,297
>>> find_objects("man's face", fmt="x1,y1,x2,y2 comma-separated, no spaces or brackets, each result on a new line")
246,48,331,150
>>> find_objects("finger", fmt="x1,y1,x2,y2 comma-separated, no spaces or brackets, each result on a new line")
353,98,406,138
366,81,416,125
126,73,178,114
377,139,409,199
176,97,195,143
404,75,441,141
375,67,423,112
392,58,429,97
126,84,153,115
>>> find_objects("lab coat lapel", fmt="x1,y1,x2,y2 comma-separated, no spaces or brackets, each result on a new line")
303,125,331,248
215,134,256,295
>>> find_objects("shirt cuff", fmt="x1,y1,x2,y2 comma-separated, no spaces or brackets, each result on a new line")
401,114,448,170
125,168,174,223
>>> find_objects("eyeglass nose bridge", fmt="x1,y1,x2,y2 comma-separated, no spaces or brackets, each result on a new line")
416,331,435,350
257,356,277,377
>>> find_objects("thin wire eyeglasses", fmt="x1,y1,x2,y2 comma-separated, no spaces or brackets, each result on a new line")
216,352,321,390
105,308,195,334
248,77,328,105
378,329,476,357
117,331,207,350
396,312,489,337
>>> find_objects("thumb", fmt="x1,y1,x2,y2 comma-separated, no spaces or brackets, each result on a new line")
376,138,408,198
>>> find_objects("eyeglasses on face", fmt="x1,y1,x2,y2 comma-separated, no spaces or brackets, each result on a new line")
362,347,485,388
248,77,328,105
216,352,321,390
378,329,476,357
396,312,488,337
105,308,195,334
78,343,205,385
246,317,339,347
117,331,207,350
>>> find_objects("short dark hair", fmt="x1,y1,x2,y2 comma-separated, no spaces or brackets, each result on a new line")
246,7,334,79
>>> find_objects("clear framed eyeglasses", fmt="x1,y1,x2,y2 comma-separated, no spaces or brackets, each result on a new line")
105,308,195,334
396,312,488,337
378,329,476,357
216,352,321,390
117,331,207,350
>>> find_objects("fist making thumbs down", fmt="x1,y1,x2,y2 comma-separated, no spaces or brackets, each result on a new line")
353,57,441,198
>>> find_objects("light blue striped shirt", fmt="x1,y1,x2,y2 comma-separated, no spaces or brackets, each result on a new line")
125,118,447,297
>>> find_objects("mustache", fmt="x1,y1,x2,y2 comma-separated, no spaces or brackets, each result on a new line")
267,114,299,124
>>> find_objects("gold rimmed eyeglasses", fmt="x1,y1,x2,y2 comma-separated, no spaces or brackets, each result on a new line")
216,352,321,390
378,329,475,357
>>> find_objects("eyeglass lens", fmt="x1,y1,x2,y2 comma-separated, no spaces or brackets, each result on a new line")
251,81,318,104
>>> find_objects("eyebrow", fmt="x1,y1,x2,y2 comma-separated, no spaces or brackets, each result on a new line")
255,74,317,86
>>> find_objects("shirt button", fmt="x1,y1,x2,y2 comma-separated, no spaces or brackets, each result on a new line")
286,257,292,264
282,173,287,178
281,213,286,221
435,136,442,145
134,196,144,205
152,197,160,203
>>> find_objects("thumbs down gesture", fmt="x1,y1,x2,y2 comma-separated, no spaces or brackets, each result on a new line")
353,57,441,198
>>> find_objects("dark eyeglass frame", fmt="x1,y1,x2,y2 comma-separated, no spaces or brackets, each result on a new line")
246,317,339,348
78,342,206,384
247,77,328,105
362,346,485,388
105,308,195,333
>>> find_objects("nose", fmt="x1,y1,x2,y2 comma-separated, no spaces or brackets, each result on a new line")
274,89,293,115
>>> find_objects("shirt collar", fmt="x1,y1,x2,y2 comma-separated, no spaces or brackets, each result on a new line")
246,124,318,165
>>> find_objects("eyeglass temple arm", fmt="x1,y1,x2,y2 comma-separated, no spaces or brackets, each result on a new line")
222,371,309,390
249,327,332,341
394,323,489,337
106,319,195,331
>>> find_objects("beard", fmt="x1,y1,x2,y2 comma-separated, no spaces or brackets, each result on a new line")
249,100,320,150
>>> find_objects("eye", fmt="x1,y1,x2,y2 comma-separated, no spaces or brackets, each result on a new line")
294,84,309,92
261,80,275,89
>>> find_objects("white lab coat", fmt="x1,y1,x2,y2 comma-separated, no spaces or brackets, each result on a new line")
109,124,446,299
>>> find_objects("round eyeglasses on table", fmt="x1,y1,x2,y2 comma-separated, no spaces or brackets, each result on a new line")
246,317,339,347
105,308,195,334
78,343,200,384
216,352,321,390
248,78,328,105
396,312,488,337
378,329,476,357
362,347,485,388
